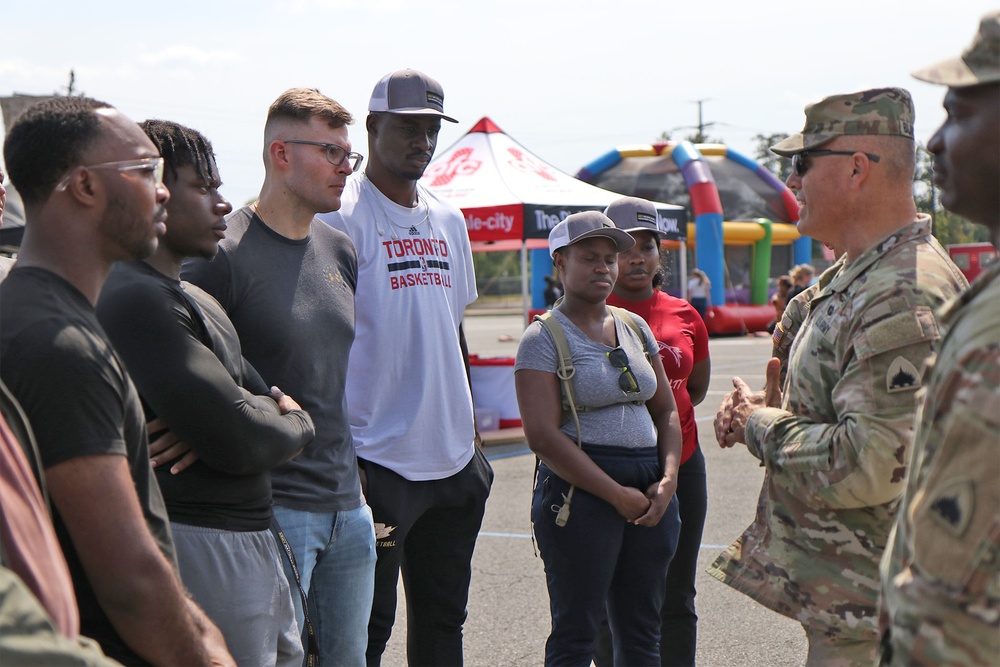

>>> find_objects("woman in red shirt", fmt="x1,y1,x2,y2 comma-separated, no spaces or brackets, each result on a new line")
597,197,711,667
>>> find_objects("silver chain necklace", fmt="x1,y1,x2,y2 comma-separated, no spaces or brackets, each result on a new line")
364,174,429,238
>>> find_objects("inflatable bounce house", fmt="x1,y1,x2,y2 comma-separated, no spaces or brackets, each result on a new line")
577,142,811,335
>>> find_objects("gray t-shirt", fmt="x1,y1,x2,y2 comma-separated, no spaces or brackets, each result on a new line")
183,206,362,512
515,309,659,449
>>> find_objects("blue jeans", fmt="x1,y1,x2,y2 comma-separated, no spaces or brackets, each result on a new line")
533,445,680,667
272,504,376,667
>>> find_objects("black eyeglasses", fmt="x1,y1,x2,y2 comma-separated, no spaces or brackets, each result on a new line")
791,149,881,177
607,347,640,394
284,140,364,171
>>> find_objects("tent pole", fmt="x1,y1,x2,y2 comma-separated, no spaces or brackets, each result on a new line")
521,241,529,326
680,240,689,299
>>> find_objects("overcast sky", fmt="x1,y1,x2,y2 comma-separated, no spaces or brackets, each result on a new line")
3,1,992,206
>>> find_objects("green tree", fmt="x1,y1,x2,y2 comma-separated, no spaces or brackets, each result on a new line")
752,132,791,181
914,143,936,214
655,128,724,145
931,209,991,245
913,144,990,246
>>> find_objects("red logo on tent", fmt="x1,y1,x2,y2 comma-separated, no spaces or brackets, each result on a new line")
424,148,482,186
506,148,556,181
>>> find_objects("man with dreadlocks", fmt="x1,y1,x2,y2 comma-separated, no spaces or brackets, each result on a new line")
96,119,316,667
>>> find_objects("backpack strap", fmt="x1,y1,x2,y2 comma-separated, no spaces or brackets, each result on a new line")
607,305,650,361
531,311,583,527
533,311,585,423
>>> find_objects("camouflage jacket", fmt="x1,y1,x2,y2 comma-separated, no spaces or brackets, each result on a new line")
708,216,968,639
879,261,1000,665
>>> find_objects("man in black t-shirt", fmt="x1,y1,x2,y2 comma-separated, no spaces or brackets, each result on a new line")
0,97,232,666
184,88,375,667
97,120,316,667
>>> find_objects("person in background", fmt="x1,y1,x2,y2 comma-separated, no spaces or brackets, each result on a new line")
0,95,232,666
543,274,563,308
710,88,967,666
593,196,711,667
183,88,376,666
787,263,815,301
767,274,793,334
516,211,682,666
97,119,315,667
686,268,710,322
880,12,1000,665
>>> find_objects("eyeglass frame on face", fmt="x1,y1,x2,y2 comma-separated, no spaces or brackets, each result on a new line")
607,347,641,394
791,149,881,177
55,157,165,192
283,140,364,171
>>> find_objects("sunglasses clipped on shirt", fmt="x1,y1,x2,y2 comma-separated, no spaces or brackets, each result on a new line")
607,347,640,394
791,149,881,177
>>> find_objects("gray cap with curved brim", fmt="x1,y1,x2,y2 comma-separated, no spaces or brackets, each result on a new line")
548,211,635,258
604,196,668,237
369,69,458,123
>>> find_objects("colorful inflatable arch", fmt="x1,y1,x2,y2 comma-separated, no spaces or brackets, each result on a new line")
578,142,812,333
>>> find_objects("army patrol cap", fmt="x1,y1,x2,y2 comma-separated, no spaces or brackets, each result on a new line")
912,11,1000,87
771,87,915,157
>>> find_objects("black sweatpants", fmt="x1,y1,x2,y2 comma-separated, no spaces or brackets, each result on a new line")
360,447,494,666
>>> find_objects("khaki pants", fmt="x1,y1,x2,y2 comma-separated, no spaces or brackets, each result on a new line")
803,624,877,667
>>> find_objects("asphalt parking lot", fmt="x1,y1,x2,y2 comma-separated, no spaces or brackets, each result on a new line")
380,312,807,666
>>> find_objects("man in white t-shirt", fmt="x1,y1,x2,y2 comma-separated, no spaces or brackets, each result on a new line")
321,69,494,667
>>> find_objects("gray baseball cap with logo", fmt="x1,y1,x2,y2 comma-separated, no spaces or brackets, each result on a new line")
548,211,635,258
770,87,915,157
604,197,668,238
369,69,458,123
912,11,1000,87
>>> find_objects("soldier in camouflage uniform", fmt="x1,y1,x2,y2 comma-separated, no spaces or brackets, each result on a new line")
879,12,1000,665
710,88,968,666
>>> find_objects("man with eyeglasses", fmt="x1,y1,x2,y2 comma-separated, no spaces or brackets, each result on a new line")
320,69,493,666
95,119,317,666
184,88,375,667
879,12,1000,666
709,88,967,665
0,97,233,665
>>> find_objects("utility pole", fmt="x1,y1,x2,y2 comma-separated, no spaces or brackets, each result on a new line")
666,99,717,144
689,98,715,144
66,70,76,96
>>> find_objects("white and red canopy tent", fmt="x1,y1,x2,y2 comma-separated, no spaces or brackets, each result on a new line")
420,118,687,432
421,117,686,244
420,117,687,320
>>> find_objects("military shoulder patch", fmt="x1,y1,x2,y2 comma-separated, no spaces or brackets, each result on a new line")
772,324,785,348
886,356,921,393
928,478,975,537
